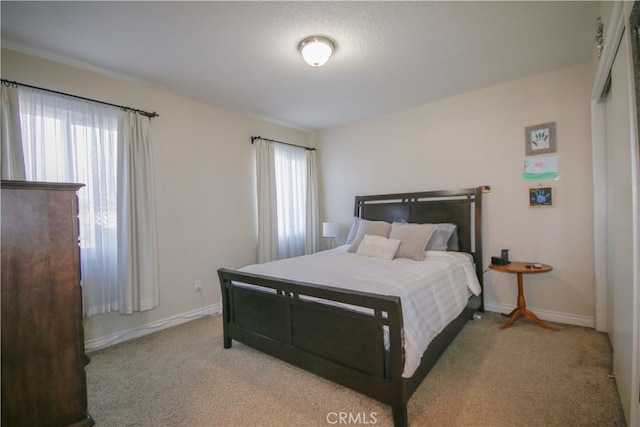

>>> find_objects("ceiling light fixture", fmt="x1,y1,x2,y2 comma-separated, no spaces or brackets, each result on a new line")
299,36,335,67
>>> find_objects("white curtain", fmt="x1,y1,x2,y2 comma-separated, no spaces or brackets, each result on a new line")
117,111,159,314
1,85,26,180
18,87,120,316
255,138,319,262
305,149,320,254
274,143,307,258
18,87,159,316
256,139,278,263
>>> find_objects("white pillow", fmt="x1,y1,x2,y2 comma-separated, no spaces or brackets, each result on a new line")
356,235,401,260
347,219,392,252
389,222,437,261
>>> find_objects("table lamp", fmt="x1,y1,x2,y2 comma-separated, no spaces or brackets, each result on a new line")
322,222,340,249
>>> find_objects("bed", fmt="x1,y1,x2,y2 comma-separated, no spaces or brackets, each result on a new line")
217,188,484,427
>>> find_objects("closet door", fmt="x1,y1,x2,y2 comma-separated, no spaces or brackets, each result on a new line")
604,29,635,423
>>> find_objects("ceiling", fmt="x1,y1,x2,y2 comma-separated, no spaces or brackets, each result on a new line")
1,1,600,131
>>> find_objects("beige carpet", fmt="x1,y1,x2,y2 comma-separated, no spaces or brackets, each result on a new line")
86,312,626,427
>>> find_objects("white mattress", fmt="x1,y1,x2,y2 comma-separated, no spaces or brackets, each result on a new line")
238,245,481,377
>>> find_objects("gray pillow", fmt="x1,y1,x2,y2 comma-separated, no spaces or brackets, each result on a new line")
345,217,361,244
389,222,437,261
347,219,392,252
425,223,457,251
447,228,460,251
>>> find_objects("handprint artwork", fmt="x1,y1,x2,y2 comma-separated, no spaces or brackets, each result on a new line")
531,128,550,150
529,187,553,207
525,122,556,156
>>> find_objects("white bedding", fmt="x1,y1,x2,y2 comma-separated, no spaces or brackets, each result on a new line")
237,245,481,378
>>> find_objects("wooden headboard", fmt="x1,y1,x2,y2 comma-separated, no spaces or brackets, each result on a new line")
354,187,484,309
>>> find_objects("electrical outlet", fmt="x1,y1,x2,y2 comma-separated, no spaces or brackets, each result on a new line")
195,280,202,292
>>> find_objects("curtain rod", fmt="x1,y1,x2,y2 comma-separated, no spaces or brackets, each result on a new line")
251,135,315,151
1,79,159,119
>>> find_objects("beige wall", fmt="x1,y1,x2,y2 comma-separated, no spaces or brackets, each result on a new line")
1,49,310,344
316,62,595,326
3,46,596,341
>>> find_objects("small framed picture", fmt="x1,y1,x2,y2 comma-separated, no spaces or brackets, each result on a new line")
525,122,556,155
529,187,553,207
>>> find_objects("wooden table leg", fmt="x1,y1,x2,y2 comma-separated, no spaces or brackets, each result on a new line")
524,309,560,330
501,272,559,330
500,308,523,329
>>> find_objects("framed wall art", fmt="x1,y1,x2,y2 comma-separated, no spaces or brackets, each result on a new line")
529,186,553,207
525,122,556,155
522,156,558,181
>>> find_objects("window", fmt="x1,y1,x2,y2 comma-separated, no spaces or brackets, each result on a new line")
18,87,120,315
255,138,319,262
274,143,307,258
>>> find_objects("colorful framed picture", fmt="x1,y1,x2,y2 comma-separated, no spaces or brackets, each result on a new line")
522,156,558,181
529,187,553,207
525,122,556,156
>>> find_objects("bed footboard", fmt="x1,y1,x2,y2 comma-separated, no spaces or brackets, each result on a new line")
218,268,409,425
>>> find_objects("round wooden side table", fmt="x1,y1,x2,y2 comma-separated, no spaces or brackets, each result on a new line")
490,261,559,331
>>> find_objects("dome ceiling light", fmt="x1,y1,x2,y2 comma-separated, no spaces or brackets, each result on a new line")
298,36,335,67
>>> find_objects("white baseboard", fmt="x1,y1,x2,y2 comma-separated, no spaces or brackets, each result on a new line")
84,303,222,352
483,302,595,329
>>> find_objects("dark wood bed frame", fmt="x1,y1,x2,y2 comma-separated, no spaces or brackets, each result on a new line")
217,188,484,427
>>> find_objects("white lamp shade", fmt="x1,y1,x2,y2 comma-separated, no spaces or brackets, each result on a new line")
299,36,335,67
322,222,340,238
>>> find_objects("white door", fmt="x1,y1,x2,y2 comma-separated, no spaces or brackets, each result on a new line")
604,28,637,424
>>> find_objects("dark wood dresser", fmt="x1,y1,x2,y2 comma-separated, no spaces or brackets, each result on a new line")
1,180,94,427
